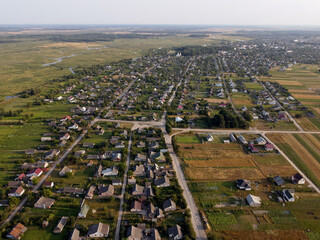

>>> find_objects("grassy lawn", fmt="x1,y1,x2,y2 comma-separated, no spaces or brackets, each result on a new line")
175,134,201,144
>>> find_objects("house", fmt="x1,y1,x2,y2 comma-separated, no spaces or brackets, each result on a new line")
136,141,146,148
274,176,285,186
238,135,248,144
26,168,43,178
130,200,143,212
83,142,95,148
74,150,86,158
53,216,68,233
219,102,227,108
168,225,183,240
111,152,122,161
120,130,128,138
149,142,159,150
115,141,125,148
60,133,70,141
45,149,60,160
206,134,213,142
86,185,96,199
175,116,184,123
132,184,145,196
87,222,110,238
241,106,248,112
150,152,165,162
229,134,237,143
112,179,122,186
8,186,25,197
78,204,90,218
291,173,305,185
147,202,163,220
154,176,170,187
162,198,176,211
128,178,137,185
133,165,146,177
99,185,114,197
41,137,52,142
236,179,252,191
135,154,147,162
94,164,103,178
15,173,26,181
59,166,72,176
101,166,118,176
25,149,37,155
59,140,68,147
43,181,54,188
6,223,27,240
58,187,84,195
256,136,267,145
246,194,261,207
68,229,80,240
127,226,143,240
264,143,274,151
0,199,9,207
283,189,295,202
34,197,55,209
248,144,259,153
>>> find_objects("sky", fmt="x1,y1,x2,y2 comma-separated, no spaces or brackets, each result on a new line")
0,0,320,26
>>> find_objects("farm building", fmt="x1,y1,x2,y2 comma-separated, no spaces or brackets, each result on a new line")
246,194,261,207
291,173,305,185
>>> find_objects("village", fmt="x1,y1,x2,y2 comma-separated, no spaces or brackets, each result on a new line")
1,31,320,240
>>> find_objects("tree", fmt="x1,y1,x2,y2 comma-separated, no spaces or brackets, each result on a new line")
212,114,225,128
243,111,252,122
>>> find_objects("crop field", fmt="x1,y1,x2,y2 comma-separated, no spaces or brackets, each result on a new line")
267,133,320,188
175,133,299,181
244,82,264,91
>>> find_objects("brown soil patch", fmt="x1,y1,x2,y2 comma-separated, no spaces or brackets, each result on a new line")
258,165,296,177
276,80,304,86
202,98,228,103
301,101,320,106
303,134,320,156
289,89,315,94
233,99,254,106
185,166,264,181
292,94,320,100
212,230,308,240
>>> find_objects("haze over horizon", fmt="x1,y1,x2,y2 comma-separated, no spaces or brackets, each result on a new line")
1,0,320,26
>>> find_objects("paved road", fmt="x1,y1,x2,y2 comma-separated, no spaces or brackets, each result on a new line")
115,131,132,240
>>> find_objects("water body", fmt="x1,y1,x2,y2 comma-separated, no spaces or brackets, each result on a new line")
42,46,108,67
42,54,77,67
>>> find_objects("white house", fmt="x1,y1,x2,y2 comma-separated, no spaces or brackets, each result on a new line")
246,194,261,207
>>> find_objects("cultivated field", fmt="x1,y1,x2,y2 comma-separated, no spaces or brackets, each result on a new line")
267,133,320,188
